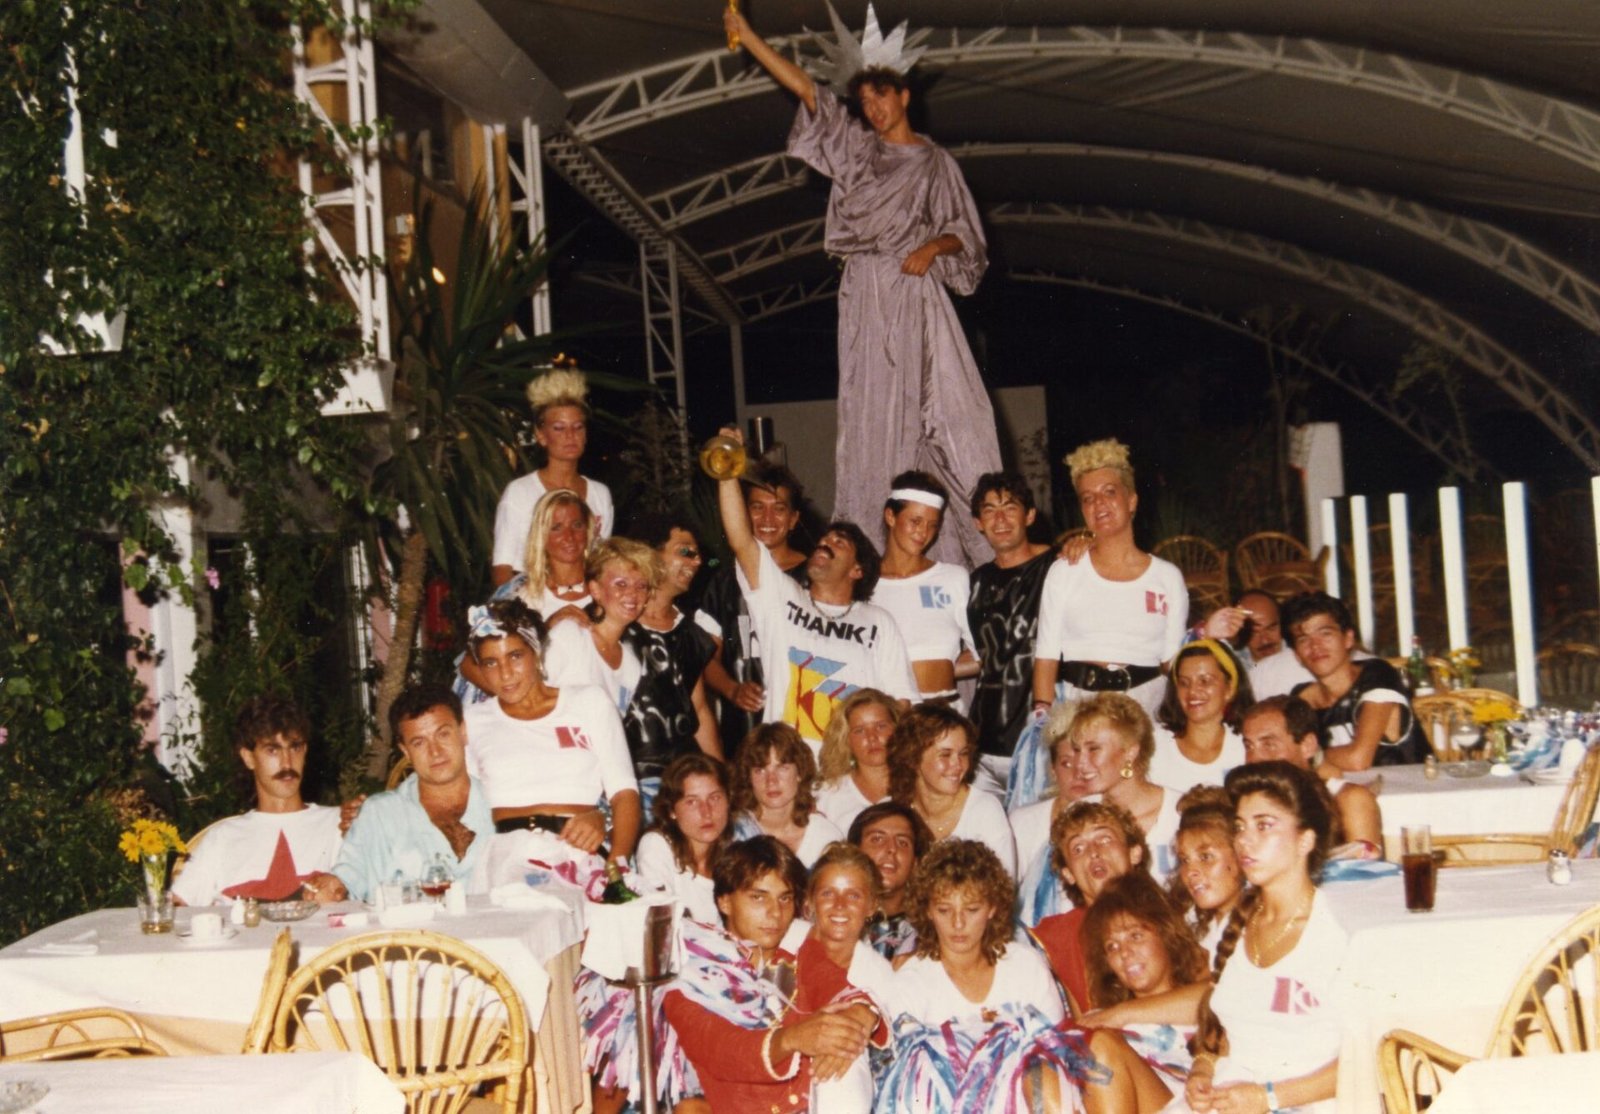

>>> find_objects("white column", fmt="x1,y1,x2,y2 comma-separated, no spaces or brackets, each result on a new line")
1592,476,1600,616
520,118,552,336
1389,493,1415,652
1351,496,1375,648
150,453,202,781
1439,486,1470,652
1503,483,1539,705
1320,498,1341,597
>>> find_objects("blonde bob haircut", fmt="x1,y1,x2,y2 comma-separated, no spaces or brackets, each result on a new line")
526,367,589,421
584,537,662,624
1067,691,1156,780
1064,437,1135,492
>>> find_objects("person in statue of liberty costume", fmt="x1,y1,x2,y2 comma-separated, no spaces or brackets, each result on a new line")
725,2,1002,567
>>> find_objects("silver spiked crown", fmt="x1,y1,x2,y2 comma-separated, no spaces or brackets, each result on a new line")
804,2,926,92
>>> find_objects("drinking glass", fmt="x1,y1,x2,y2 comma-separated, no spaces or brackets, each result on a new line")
420,855,453,904
1401,825,1436,913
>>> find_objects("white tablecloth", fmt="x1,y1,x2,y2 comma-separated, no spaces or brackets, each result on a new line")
1322,859,1599,1114
1343,764,1567,854
0,1050,403,1113
0,893,581,1038
1427,1050,1600,1113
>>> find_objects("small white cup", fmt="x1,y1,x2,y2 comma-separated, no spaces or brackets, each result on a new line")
191,912,223,939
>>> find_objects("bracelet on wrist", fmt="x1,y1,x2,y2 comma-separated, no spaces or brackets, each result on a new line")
1265,1081,1280,1113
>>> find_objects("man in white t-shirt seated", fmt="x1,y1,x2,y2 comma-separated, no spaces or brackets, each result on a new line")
1235,589,1314,698
714,427,918,760
303,683,494,904
172,694,343,906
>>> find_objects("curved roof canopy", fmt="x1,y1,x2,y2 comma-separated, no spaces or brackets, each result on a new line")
455,1,1600,477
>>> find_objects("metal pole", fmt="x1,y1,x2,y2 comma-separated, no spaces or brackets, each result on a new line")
634,982,659,1114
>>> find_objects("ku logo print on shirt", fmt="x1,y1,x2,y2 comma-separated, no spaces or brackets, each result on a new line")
785,649,858,741
556,725,592,750
920,585,953,609
1145,591,1168,616
1270,976,1321,1016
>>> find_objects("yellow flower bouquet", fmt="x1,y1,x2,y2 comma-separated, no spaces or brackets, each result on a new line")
119,818,187,897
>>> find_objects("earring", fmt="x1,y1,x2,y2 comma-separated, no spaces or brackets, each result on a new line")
1120,763,1134,780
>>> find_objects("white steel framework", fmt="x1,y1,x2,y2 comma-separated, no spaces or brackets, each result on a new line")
291,0,391,415
564,28,1600,176
1011,273,1491,480
641,242,688,410
648,153,811,230
509,118,553,335
991,204,1600,472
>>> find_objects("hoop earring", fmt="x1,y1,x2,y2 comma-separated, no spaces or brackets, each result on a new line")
1120,763,1135,780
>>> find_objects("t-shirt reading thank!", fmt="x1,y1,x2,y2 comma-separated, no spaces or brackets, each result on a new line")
739,546,917,754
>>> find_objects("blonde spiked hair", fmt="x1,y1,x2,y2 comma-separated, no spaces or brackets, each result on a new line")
1065,438,1135,491
526,367,589,421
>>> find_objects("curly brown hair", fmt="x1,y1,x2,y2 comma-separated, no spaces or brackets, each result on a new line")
817,688,901,782
887,703,977,804
731,723,819,826
1083,873,1209,1009
1049,799,1150,907
905,839,1016,965
1164,786,1240,932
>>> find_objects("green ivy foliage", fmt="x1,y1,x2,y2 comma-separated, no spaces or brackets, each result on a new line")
0,0,380,944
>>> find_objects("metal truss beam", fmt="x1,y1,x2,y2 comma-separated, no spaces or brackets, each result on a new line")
292,1,391,414
641,242,687,409
565,28,1600,175
655,141,1600,339
1013,272,1492,480
647,153,811,230
990,203,1600,471
542,131,742,324
508,118,553,335
704,218,829,283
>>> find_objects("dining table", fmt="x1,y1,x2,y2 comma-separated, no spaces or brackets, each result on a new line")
1322,857,1600,1114
1341,762,1570,857
0,891,591,1113
0,1050,405,1114
1424,1049,1600,1114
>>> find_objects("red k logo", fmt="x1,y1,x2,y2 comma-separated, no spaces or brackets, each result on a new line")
1145,591,1168,616
1270,976,1322,1015
555,726,591,750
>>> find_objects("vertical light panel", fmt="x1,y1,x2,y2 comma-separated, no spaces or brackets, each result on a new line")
1351,495,1375,649
1389,493,1415,652
1320,498,1341,597
1592,476,1600,615
1439,487,1469,652
1503,483,1539,706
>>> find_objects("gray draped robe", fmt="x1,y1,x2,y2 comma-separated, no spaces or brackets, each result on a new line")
788,92,1001,567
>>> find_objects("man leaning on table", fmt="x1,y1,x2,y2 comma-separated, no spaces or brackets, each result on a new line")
172,694,343,906
304,684,493,903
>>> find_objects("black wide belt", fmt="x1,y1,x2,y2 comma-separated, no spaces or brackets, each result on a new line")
493,813,570,836
1059,660,1162,692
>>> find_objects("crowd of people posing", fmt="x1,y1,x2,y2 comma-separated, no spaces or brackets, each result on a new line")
387,371,1429,1113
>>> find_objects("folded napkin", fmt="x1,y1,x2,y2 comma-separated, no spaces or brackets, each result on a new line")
29,929,99,956
222,831,310,901
1507,725,1561,772
1321,859,1401,884
488,883,569,913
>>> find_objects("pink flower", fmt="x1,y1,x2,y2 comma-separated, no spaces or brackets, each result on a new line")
204,567,221,590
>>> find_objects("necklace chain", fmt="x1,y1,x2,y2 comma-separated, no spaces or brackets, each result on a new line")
1249,890,1313,966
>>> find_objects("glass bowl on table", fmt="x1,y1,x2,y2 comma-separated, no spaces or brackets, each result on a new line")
260,899,319,922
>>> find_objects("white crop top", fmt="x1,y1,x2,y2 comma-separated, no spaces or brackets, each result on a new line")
870,562,974,664
463,685,637,809
1034,556,1188,667
543,620,641,714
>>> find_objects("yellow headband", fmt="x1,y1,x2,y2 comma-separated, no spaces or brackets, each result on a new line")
1184,639,1239,695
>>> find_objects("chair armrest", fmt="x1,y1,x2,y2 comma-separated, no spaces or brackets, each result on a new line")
1379,1028,1473,1114
1432,833,1546,866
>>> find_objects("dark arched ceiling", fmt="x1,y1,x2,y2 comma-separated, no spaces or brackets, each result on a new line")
458,1,1600,476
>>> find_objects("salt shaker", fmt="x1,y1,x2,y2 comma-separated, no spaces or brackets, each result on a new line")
1548,849,1572,885
1423,755,1439,781
243,897,262,927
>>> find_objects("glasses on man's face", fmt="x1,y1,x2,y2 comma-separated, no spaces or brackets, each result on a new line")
258,741,307,760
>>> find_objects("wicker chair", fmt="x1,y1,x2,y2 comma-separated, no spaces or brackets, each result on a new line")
242,927,296,1054
267,929,529,1114
1433,740,1600,866
1234,531,1328,597
1379,903,1600,1114
1544,609,1600,647
1537,642,1600,711
1153,535,1230,616
0,1007,167,1062
386,753,414,790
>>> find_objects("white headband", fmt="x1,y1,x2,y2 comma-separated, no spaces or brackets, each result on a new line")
890,488,945,510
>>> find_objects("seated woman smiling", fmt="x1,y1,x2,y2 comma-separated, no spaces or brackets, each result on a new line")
461,599,640,886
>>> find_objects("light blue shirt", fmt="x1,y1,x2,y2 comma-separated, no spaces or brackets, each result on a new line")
331,775,493,902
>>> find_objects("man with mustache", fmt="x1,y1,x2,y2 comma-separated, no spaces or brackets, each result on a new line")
172,693,343,906
716,429,917,763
